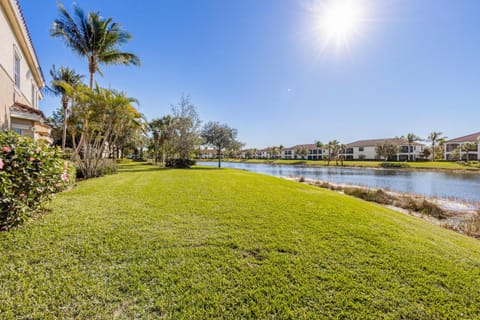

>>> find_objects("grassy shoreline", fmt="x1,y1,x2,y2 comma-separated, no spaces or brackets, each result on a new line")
1,162,480,318
198,158,480,172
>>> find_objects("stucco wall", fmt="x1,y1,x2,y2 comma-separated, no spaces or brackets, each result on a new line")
0,2,41,130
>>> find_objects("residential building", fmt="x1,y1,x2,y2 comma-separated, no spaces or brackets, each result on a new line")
283,144,325,160
444,132,480,161
0,0,50,142
343,138,425,161
195,148,218,159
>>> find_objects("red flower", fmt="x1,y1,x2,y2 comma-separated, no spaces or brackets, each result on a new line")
29,157,35,162
2,146,11,152
0,158,3,170
19,193,26,198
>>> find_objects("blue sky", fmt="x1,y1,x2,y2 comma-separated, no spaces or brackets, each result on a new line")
21,0,480,148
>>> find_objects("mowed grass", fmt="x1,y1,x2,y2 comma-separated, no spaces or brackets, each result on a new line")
1,163,480,319
202,158,480,171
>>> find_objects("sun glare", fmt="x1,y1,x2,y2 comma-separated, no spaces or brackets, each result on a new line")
315,0,369,52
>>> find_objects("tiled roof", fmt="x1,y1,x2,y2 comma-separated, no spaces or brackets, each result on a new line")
445,132,480,143
284,144,319,151
346,138,424,148
11,102,45,118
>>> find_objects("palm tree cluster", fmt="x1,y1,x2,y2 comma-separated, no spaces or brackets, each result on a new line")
47,3,142,178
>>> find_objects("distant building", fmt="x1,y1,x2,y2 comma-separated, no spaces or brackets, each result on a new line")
343,138,425,161
0,0,50,142
282,144,325,160
195,148,217,159
444,132,480,161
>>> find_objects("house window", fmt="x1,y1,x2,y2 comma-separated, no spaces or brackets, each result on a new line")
358,147,364,152
14,53,20,88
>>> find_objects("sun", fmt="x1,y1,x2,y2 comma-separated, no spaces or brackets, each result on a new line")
316,0,369,51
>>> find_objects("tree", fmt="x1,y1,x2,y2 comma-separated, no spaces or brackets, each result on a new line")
462,142,477,161
271,146,278,159
149,119,162,164
169,95,201,162
451,147,461,161
339,143,346,166
296,147,308,160
402,133,420,161
48,65,83,150
61,83,141,177
427,131,445,162
278,145,284,160
315,140,323,161
376,142,399,161
51,3,140,89
327,140,340,165
201,122,240,168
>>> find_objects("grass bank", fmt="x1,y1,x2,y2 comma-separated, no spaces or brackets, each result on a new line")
1,162,480,318
199,158,480,172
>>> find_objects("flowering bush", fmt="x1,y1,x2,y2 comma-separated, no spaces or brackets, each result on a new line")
0,131,75,230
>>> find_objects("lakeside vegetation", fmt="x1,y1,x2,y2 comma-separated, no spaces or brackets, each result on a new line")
198,158,480,172
1,162,480,318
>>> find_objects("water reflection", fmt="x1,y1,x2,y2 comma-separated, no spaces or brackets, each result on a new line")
198,162,480,202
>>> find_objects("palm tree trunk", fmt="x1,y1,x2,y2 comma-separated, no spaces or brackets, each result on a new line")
61,96,68,151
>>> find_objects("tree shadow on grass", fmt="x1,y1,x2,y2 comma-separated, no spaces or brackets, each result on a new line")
119,164,222,173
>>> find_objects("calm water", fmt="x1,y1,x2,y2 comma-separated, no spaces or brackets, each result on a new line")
197,161,480,202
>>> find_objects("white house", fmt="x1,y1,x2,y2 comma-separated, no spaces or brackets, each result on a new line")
195,148,218,159
282,144,325,160
343,138,425,161
0,0,50,142
444,132,480,161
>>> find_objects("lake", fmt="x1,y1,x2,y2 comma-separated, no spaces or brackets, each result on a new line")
197,161,480,202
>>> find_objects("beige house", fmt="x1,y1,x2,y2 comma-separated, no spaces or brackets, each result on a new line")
0,0,50,142
444,132,480,161
343,138,425,161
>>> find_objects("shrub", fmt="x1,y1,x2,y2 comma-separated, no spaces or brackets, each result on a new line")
379,162,410,168
0,131,75,230
166,159,196,168
463,211,480,238
74,159,118,179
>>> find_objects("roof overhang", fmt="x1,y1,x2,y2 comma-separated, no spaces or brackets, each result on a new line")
10,102,45,122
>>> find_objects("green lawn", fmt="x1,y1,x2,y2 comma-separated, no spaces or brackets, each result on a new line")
1,162,480,319
201,158,480,171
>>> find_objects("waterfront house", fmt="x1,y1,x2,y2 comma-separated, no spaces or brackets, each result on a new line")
0,0,50,142
444,132,480,161
343,138,425,161
282,144,325,160
195,148,218,159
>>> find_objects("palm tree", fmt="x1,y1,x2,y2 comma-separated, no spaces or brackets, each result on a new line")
49,65,83,150
278,145,284,160
51,3,140,89
427,131,445,162
402,133,420,161
315,140,323,161
339,143,346,166
271,146,278,160
149,119,162,164
158,115,175,164
328,140,340,165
